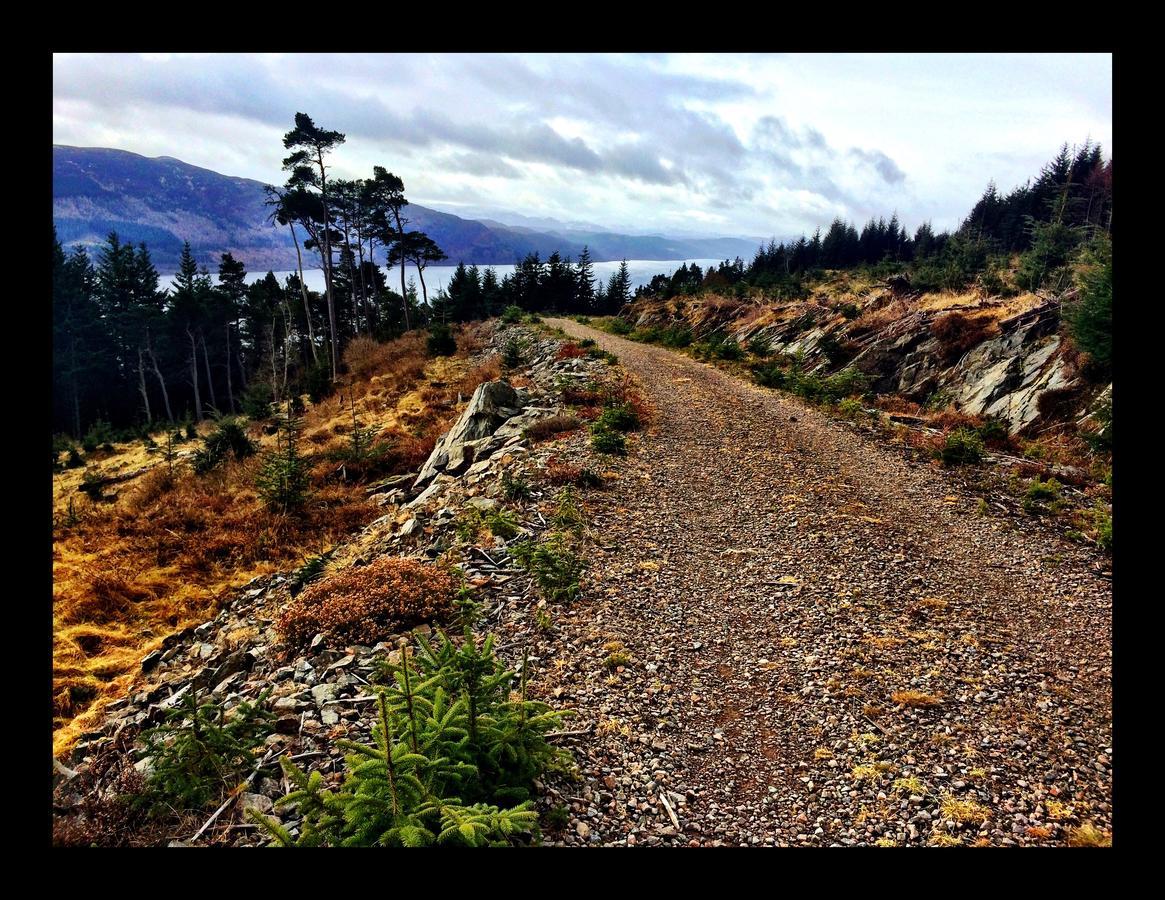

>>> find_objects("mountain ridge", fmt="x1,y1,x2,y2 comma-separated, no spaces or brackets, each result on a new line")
52,146,762,273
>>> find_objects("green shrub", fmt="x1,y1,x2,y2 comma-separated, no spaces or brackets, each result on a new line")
976,416,1010,446
590,423,626,455
747,333,773,357
251,630,570,846
596,403,641,433
427,323,457,357
65,446,85,469
662,326,693,348
629,326,662,343
240,380,274,420
193,417,256,474
138,689,274,815
579,338,596,348
501,471,532,502
837,397,865,419
458,507,520,542
939,428,985,466
606,318,633,335
509,533,584,603
502,336,526,369
500,305,524,324
255,403,311,512
839,302,861,320
83,418,115,453
1022,477,1061,514
586,348,618,364
1092,503,1112,551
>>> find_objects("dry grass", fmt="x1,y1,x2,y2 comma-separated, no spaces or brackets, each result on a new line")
891,690,944,709
939,793,991,825
1066,822,1111,847
52,325,497,757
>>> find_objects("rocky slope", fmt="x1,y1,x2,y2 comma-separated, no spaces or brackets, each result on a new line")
622,280,1107,436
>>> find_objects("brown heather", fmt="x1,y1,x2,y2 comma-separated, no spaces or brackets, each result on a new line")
277,556,460,648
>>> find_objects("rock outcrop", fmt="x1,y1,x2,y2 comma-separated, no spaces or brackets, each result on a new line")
413,379,523,488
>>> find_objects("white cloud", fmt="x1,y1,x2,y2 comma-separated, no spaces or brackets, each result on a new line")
52,52,1111,239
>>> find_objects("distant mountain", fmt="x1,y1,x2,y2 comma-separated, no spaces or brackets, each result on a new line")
53,146,762,273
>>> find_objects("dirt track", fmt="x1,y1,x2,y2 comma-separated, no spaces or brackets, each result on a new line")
543,317,1111,847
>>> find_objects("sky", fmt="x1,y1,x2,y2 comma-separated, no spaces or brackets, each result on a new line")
52,52,1112,240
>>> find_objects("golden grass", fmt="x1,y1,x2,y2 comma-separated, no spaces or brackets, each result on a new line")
52,325,497,757
1066,822,1111,847
939,793,991,825
891,690,944,709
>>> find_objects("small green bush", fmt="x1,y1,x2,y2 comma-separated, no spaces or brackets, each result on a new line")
586,348,618,364
240,380,274,420
500,305,524,324
501,471,532,502
1022,477,1061,514
1092,503,1112,551
138,689,274,815
747,333,773,357
193,417,256,474
590,423,626,455
596,403,641,433
939,428,985,466
251,629,570,846
427,323,457,357
509,533,585,603
502,337,526,369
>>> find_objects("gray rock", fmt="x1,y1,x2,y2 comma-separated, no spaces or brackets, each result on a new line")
414,380,520,488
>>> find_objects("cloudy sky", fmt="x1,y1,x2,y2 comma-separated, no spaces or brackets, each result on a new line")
52,53,1112,239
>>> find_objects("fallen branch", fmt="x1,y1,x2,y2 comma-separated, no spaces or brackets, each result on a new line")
189,748,276,844
659,792,682,831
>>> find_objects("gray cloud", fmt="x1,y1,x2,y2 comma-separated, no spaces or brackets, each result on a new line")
849,148,907,184
52,52,1111,237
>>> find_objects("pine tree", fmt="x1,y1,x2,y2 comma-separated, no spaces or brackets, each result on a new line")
255,400,311,512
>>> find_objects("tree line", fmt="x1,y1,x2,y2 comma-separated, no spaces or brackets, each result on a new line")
637,141,1113,302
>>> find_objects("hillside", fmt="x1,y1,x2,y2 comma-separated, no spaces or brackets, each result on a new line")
52,146,760,272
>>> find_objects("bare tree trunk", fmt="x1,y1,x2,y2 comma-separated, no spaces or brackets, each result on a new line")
137,349,152,425
187,327,203,421
224,323,237,413
200,332,218,413
316,149,339,380
355,233,369,333
392,209,410,331
145,333,174,421
416,262,428,308
342,224,360,335
367,235,380,331
289,221,319,364
279,299,293,398
268,318,279,404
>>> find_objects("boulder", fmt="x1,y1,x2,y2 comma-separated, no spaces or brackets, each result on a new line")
413,380,521,488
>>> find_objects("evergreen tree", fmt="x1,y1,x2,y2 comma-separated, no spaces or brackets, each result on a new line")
574,245,596,314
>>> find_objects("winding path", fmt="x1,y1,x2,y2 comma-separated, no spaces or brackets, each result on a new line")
544,318,1111,847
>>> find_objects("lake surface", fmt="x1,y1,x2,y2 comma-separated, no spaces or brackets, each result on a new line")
161,259,724,296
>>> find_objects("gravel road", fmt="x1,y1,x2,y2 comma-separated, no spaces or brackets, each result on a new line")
540,317,1111,847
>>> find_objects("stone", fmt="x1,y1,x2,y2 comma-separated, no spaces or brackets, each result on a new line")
311,683,339,705
241,792,274,815
414,380,520,488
